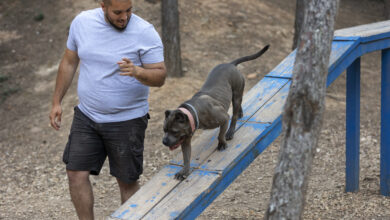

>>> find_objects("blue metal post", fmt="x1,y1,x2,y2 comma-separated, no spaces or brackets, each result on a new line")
381,49,390,196
346,58,360,192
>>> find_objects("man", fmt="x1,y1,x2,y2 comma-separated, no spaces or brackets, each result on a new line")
49,0,166,219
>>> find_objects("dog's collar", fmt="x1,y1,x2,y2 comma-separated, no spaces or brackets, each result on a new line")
178,107,196,133
179,103,199,132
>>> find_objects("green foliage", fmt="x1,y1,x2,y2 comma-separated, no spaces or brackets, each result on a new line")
34,13,45,22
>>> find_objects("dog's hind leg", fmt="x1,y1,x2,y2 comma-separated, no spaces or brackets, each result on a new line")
217,114,230,151
226,84,244,140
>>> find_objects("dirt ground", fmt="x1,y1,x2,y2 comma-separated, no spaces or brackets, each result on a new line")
1,0,389,219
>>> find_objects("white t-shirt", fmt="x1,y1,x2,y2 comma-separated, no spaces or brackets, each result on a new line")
67,8,164,123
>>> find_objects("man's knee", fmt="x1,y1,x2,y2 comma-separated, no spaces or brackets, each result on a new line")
67,170,90,186
117,178,140,192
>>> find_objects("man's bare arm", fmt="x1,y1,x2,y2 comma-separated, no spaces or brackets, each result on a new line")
118,58,167,87
49,49,80,130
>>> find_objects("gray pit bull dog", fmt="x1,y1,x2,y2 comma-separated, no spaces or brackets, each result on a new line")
162,45,270,180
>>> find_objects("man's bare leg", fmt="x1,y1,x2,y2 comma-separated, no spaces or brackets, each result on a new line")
116,178,140,204
67,170,94,220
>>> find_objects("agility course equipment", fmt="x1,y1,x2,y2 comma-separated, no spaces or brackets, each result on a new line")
108,21,390,219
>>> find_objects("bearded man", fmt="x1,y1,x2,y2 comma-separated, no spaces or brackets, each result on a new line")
49,0,166,219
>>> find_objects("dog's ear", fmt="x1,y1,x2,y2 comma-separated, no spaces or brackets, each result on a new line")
165,110,172,118
175,111,188,123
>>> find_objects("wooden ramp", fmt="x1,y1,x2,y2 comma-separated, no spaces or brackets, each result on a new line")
108,21,390,220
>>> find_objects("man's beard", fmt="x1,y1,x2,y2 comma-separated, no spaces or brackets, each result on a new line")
105,13,131,31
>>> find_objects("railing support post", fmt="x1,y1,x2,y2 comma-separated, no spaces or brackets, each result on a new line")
381,49,390,196
346,58,360,192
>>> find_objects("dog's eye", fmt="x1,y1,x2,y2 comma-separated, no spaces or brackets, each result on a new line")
171,130,180,136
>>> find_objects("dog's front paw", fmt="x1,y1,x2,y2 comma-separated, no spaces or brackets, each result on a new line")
174,169,189,180
217,142,227,151
225,129,234,140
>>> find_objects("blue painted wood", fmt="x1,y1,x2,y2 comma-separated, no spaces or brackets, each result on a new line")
170,78,289,168
327,45,360,87
327,39,390,87
333,36,361,41
329,40,360,73
240,77,289,122
142,170,220,220
110,165,184,219
334,20,390,43
240,81,290,124
266,50,296,78
345,58,360,192
267,40,360,79
109,22,390,220
198,123,269,171
176,117,283,220
381,49,390,196
359,38,390,55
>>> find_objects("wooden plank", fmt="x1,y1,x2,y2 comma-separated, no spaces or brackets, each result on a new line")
358,38,390,54
239,77,289,121
328,38,390,88
142,170,220,220
266,50,296,78
267,40,358,78
334,20,390,40
381,48,390,196
145,117,284,220
108,21,390,220
345,58,361,192
170,129,219,167
200,122,269,172
109,165,183,220
328,40,360,72
171,77,289,167
203,82,290,172
247,81,290,123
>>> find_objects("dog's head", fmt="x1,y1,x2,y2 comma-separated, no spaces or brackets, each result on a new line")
162,109,192,150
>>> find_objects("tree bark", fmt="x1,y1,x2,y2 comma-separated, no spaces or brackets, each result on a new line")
292,0,305,50
145,0,160,4
265,0,339,219
385,0,390,19
161,0,183,77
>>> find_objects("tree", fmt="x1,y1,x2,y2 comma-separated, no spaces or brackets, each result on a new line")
292,0,305,50
385,0,390,19
161,0,183,77
265,0,339,219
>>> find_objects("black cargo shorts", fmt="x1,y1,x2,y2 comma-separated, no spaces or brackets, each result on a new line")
63,107,149,183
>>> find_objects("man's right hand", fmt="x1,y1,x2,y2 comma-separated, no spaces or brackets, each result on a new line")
50,104,62,130
49,49,79,131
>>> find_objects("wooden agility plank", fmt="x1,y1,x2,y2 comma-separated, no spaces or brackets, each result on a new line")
202,82,291,172
109,165,183,219
334,20,390,41
140,81,292,219
109,21,390,219
267,41,359,79
141,170,220,220
170,77,289,167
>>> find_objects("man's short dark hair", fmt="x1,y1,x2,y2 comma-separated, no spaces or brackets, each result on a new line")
103,0,111,6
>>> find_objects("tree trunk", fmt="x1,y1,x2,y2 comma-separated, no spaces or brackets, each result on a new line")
265,0,339,219
161,0,183,77
292,0,305,50
385,0,390,19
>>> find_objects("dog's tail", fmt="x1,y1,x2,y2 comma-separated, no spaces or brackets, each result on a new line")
230,44,270,66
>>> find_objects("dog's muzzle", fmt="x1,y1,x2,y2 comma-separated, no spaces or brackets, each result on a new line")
162,137,183,151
